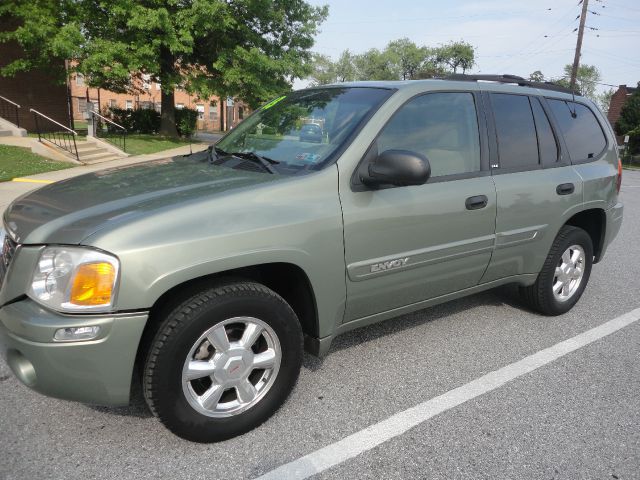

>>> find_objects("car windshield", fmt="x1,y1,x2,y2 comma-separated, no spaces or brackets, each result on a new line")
215,87,393,174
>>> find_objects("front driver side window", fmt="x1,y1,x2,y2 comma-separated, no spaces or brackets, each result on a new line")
377,92,481,178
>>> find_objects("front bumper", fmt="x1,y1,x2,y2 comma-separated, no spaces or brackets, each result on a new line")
0,299,148,406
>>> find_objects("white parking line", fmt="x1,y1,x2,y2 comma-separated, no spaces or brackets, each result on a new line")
256,308,640,480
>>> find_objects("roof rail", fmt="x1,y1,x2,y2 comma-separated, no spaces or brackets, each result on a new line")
445,74,577,95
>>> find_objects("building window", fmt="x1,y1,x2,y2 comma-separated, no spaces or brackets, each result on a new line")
209,108,218,121
109,99,117,109
126,100,133,110
76,74,85,86
196,104,205,120
139,101,152,110
238,107,244,120
78,97,87,113
155,83,161,91
176,103,184,110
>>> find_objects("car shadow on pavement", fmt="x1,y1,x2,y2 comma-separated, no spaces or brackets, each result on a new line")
303,286,522,371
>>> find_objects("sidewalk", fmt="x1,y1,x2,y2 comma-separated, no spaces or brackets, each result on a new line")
0,143,209,211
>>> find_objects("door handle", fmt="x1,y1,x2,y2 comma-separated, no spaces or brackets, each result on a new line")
465,195,488,210
556,183,575,195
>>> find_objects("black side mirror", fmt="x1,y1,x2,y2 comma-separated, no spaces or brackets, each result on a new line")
363,149,431,188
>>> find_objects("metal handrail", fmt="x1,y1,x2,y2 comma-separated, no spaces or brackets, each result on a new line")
90,110,126,131
30,108,77,135
0,95,20,108
0,94,21,128
30,108,79,161
90,109,127,152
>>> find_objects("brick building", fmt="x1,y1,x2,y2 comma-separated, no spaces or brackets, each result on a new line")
69,73,249,132
0,16,71,132
607,84,638,145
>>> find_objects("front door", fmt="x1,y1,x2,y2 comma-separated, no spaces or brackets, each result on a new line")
339,91,497,322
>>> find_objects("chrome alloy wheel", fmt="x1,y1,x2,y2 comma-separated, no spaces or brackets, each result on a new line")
181,317,281,418
552,244,586,302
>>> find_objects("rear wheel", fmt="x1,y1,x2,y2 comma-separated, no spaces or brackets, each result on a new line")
519,225,593,315
143,281,303,442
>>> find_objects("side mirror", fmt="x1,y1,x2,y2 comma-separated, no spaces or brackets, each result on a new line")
363,149,431,187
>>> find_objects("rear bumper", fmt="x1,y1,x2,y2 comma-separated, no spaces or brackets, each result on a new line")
0,299,148,406
598,202,623,262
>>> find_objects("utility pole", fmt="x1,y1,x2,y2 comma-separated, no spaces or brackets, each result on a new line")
570,0,589,91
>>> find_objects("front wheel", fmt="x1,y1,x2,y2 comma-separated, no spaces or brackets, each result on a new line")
519,225,593,316
143,281,303,442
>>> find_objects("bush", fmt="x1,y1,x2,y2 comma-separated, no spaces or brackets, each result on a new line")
107,106,197,137
108,107,160,134
175,107,198,137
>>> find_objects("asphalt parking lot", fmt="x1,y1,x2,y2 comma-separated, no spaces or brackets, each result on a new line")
1,170,639,480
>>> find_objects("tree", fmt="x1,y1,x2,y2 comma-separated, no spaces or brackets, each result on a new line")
353,48,397,81
334,50,357,82
1,0,328,136
615,83,640,153
308,38,476,83
595,88,615,114
309,53,337,86
554,64,601,98
434,41,475,74
386,38,427,80
529,70,545,82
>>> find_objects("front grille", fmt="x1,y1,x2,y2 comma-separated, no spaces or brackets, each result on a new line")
0,232,17,288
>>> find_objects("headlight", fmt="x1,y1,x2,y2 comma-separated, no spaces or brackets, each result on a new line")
29,247,120,313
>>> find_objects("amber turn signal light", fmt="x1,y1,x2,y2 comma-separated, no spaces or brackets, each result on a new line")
69,262,116,306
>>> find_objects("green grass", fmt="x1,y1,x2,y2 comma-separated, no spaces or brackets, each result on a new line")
124,134,204,155
0,145,73,182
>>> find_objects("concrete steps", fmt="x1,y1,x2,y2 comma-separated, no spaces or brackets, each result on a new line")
71,140,127,164
0,129,13,137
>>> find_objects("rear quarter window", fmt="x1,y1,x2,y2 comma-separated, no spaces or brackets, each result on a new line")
547,99,606,162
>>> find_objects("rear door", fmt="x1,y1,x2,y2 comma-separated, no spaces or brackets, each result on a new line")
481,92,583,283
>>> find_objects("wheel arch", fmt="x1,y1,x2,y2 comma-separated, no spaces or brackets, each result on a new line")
133,262,320,383
563,207,606,263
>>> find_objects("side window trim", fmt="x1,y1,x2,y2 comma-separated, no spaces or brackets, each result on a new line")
544,97,609,165
484,91,544,175
530,96,565,168
350,90,489,191
537,96,571,167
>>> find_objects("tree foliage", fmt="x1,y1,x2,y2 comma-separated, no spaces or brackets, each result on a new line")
615,83,640,153
310,39,475,84
528,64,602,102
557,64,601,99
1,0,328,136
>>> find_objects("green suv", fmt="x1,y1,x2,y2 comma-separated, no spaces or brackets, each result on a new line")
0,76,623,442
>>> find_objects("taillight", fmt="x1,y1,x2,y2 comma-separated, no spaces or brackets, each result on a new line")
616,158,622,194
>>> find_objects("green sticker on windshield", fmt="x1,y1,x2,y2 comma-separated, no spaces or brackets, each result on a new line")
262,95,286,110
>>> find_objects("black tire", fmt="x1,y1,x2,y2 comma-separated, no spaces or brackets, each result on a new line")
519,225,593,316
143,280,303,442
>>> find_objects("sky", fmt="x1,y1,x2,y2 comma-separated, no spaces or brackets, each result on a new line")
296,0,640,93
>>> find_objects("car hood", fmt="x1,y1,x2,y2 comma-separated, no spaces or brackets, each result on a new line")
4,152,282,245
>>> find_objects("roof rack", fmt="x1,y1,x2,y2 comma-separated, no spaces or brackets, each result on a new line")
445,74,577,95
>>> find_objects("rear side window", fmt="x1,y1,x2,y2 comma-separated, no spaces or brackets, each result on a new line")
376,92,480,178
490,94,539,169
547,99,606,162
531,98,559,165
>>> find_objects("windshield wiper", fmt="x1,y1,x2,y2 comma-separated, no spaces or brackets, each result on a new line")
230,151,279,174
214,146,228,157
